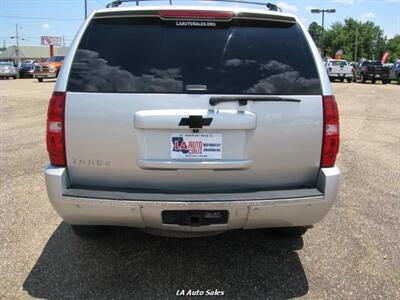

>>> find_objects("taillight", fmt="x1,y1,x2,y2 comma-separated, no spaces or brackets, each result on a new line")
46,92,66,166
159,10,233,20
321,95,340,168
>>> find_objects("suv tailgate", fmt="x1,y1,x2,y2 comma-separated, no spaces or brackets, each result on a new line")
64,10,323,192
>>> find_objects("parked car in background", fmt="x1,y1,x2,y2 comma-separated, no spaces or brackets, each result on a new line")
34,56,64,82
356,60,389,84
388,60,400,84
325,59,353,82
19,60,38,78
45,4,341,238
0,62,17,79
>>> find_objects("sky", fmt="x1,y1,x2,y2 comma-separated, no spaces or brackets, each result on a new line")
0,0,399,48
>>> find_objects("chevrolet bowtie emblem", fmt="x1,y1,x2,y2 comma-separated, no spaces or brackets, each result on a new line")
179,116,213,129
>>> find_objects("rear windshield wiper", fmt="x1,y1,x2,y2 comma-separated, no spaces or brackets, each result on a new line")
209,95,301,106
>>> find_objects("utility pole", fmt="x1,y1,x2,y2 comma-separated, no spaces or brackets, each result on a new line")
16,23,19,65
355,27,358,62
321,11,324,53
85,0,88,19
10,25,25,63
311,9,336,57
62,35,65,47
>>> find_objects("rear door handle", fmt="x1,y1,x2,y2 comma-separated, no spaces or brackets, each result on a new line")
135,109,256,130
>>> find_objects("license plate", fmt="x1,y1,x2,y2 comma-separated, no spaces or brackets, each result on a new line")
171,133,222,159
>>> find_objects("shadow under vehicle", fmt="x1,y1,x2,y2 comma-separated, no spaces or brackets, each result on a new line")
23,224,309,299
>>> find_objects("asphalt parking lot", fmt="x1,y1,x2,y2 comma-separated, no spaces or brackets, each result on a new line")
0,79,399,299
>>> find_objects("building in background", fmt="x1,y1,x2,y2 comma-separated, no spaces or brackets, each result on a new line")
0,46,69,64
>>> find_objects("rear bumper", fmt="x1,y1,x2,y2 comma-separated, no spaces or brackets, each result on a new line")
19,70,34,77
34,72,57,79
329,73,352,78
0,71,17,77
45,166,341,232
366,74,389,80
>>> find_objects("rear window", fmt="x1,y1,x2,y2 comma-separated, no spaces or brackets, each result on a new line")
68,17,321,95
365,61,382,67
48,56,64,62
0,62,13,67
329,61,347,67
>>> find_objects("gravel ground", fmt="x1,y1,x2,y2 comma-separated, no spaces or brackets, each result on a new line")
0,79,399,299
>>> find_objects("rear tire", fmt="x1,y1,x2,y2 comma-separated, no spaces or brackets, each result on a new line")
371,79,376,84
339,77,344,82
269,226,309,238
13,76,17,79
38,78,43,82
71,225,109,238
382,79,388,85
347,78,352,83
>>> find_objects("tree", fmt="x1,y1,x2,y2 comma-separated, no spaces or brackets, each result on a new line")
314,18,387,62
386,35,400,62
308,22,322,47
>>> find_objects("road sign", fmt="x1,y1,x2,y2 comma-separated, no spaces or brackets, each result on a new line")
41,36,62,46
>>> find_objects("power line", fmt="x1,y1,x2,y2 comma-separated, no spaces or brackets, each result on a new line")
0,15,81,21
94,0,107,5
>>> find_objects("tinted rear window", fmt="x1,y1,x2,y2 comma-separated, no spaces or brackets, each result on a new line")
68,17,321,95
365,61,382,67
329,61,347,67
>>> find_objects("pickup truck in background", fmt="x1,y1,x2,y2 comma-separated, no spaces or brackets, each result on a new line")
356,60,389,84
34,56,64,82
325,59,353,83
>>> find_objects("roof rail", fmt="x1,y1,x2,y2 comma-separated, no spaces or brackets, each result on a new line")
106,0,282,11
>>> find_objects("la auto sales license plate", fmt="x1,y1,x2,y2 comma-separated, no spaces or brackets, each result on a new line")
171,133,222,159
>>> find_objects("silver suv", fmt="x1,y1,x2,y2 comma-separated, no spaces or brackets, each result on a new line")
45,1,341,238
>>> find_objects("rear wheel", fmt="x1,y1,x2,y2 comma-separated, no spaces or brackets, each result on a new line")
13,76,17,79
371,79,376,84
346,78,352,83
71,225,109,238
382,79,388,85
269,226,309,238
38,78,43,82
